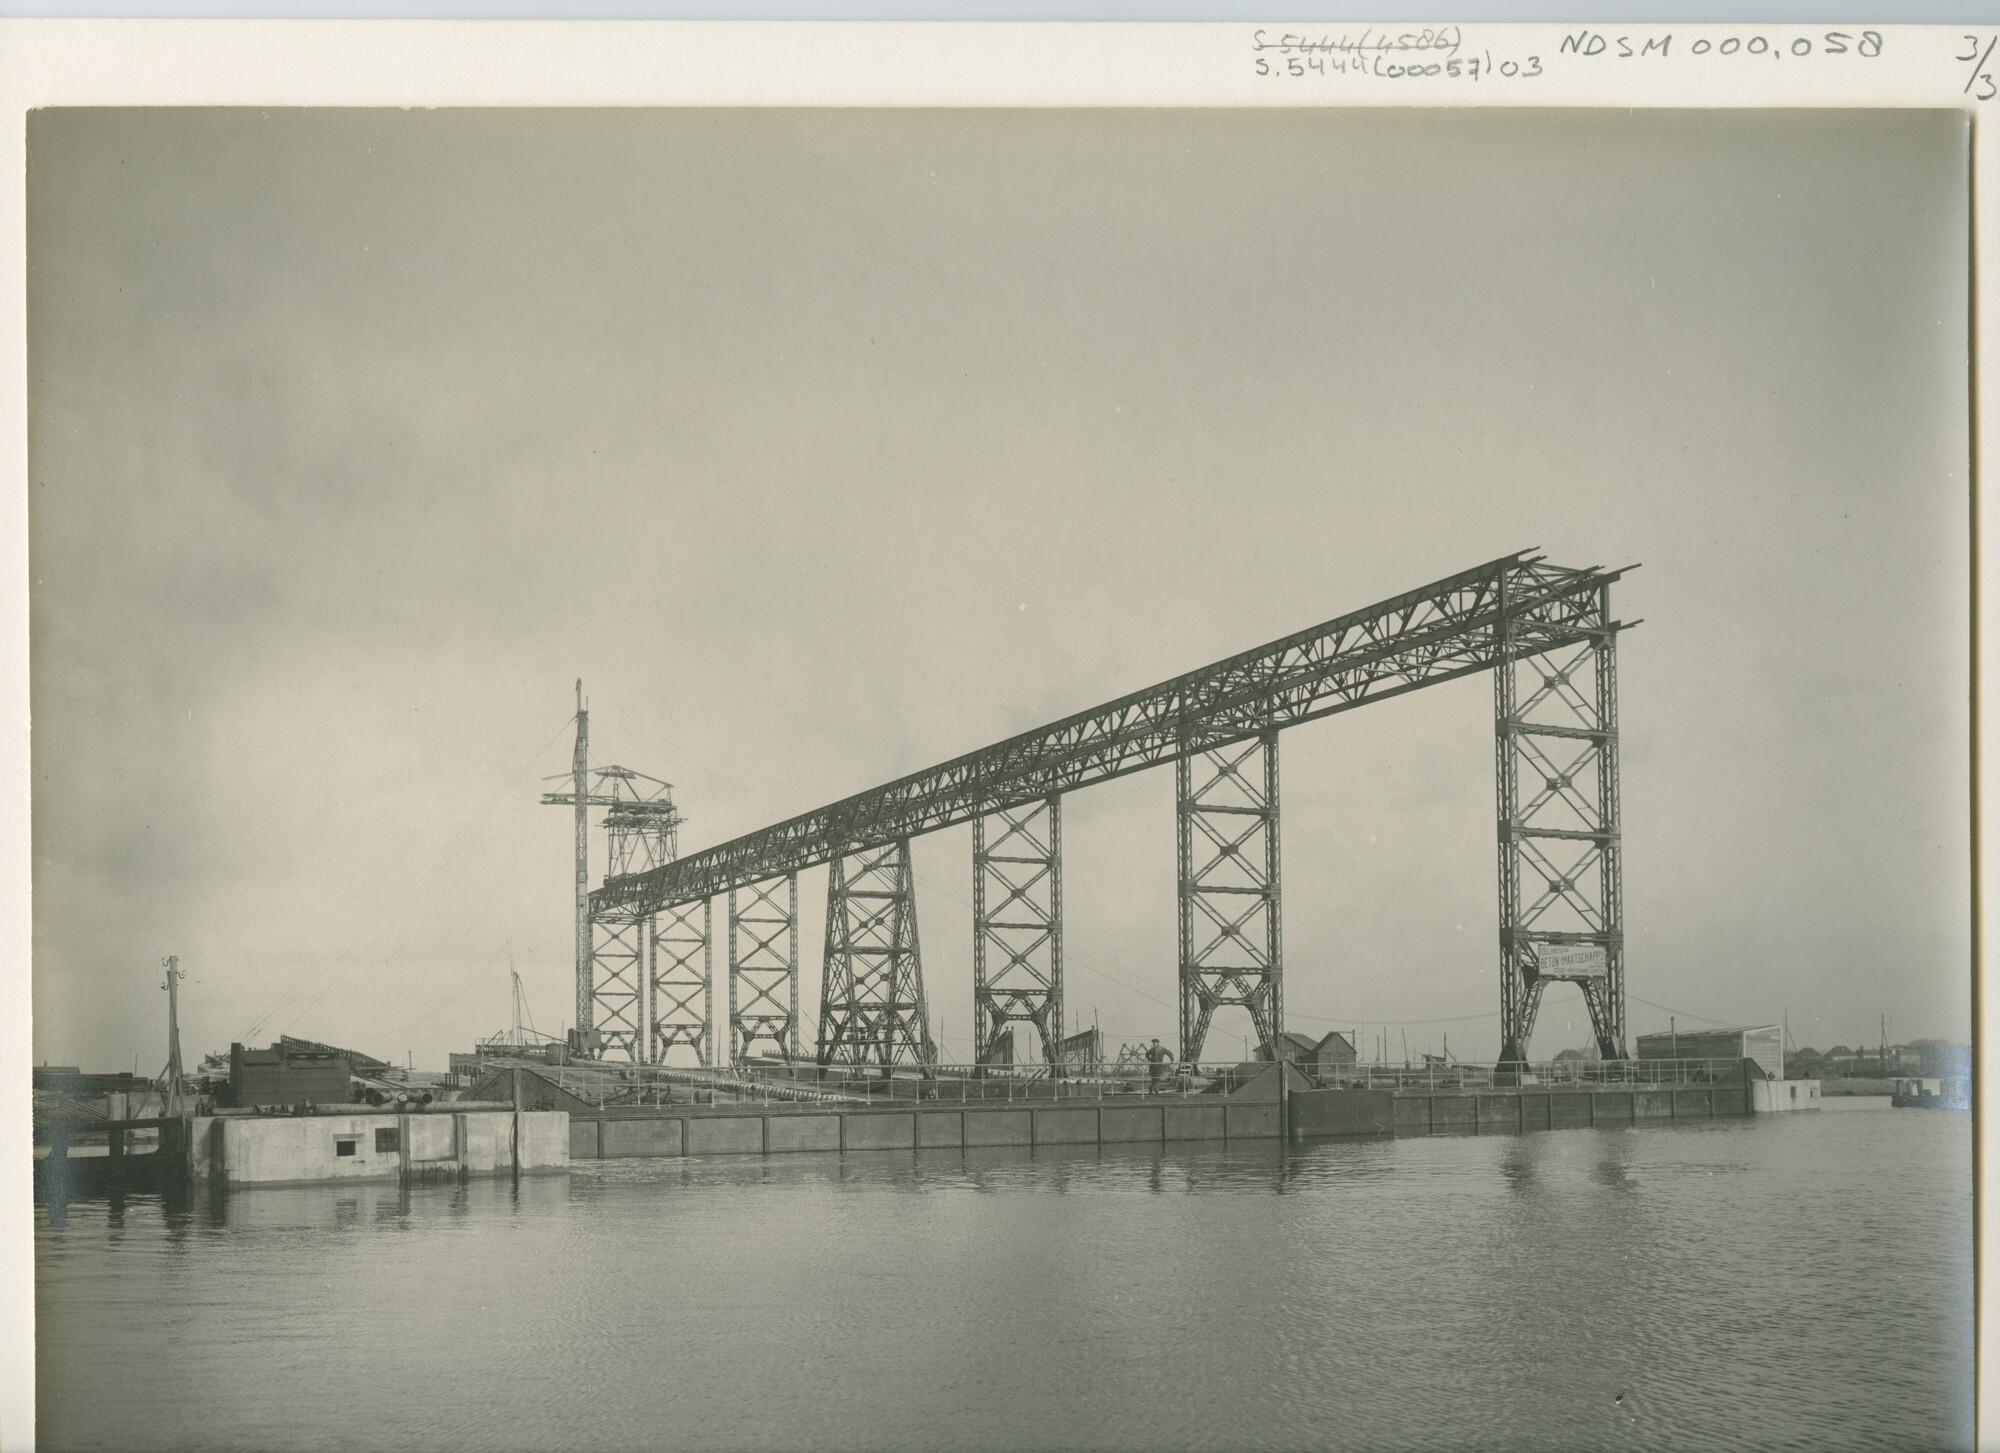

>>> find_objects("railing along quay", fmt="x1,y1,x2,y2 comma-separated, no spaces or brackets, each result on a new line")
1324,1057,1751,1093
751,1056,1744,1094
485,1054,1754,1112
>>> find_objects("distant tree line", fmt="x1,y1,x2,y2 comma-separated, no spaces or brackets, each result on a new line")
1786,1038,1968,1081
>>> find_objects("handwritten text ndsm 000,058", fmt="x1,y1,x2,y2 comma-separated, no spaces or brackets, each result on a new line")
1250,27,1895,82
1556,31,1884,58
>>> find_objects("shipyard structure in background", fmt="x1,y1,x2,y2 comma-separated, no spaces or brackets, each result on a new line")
561,551,1637,1076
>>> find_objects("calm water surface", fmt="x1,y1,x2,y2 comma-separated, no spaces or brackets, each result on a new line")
36,1100,1971,1452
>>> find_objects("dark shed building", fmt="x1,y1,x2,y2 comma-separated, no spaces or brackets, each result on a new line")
229,1040,353,1107
1268,1030,1359,1079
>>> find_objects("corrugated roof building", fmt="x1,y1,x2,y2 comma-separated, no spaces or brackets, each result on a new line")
1634,1025,1782,1080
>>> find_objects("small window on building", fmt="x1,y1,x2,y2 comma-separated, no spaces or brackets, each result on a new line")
335,1139,357,1157
375,1127,399,1153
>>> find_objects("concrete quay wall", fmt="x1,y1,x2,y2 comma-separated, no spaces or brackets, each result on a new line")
568,1079,1758,1161
1379,1083,1751,1136
570,1098,1280,1160
192,1109,568,1188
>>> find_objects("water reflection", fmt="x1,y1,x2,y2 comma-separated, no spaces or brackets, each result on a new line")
1498,1138,1539,1195
36,1115,1973,1453
1592,1141,1638,1192
588,1140,1305,1196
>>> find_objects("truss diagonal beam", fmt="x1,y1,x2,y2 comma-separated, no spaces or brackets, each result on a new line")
596,553,1631,916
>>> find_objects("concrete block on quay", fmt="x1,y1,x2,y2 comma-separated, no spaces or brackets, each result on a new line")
194,1109,566,1186
463,1111,514,1168
213,1113,401,1185
1750,1079,1821,1112
514,1112,570,1175
407,1114,457,1163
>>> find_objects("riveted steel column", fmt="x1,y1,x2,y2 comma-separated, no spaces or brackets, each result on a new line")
973,794,1064,1066
820,839,937,1070
1177,729,1282,1064
652,899,714,1066
728,875,798,1065
1495,578,1625,1067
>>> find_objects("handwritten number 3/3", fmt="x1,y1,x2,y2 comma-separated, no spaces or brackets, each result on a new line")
1962,35,1997,100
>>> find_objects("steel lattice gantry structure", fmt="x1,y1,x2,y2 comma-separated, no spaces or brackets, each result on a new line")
541,686,686,1064
593,551,1636,1069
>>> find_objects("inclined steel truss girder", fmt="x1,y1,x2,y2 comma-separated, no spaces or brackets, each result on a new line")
973,796,1063,1065
1178,732,1281,1063
1495,580,1624,1065
728,875,799,1064
588,907,648,1062
819,840,937,1070
652,899,714,1066
594,553,1631,918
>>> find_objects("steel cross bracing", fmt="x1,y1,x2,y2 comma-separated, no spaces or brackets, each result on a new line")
1178,732,1282,1063
819,841,938,1070
651,900,714,1066
586,909,647,1062
973,796,1063,1066
727,876,799,1063
1495,577,1625,1064
594,553,1630,919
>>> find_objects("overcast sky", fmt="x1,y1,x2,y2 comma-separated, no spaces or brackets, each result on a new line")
27,107,1969,1074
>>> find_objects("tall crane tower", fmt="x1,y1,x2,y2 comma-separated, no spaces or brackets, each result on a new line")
161,954,185,1111
540,683,686,1061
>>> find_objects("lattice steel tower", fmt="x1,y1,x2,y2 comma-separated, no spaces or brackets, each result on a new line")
1494,575,1625,1064
973,795,1063,1065
820,840,937,1069
1177,732,1282,1063
654,900,715,1066
540,686,687,1062
727,874,799,1062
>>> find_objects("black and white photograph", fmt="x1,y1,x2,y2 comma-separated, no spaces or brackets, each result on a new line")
19,32,1978,1453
